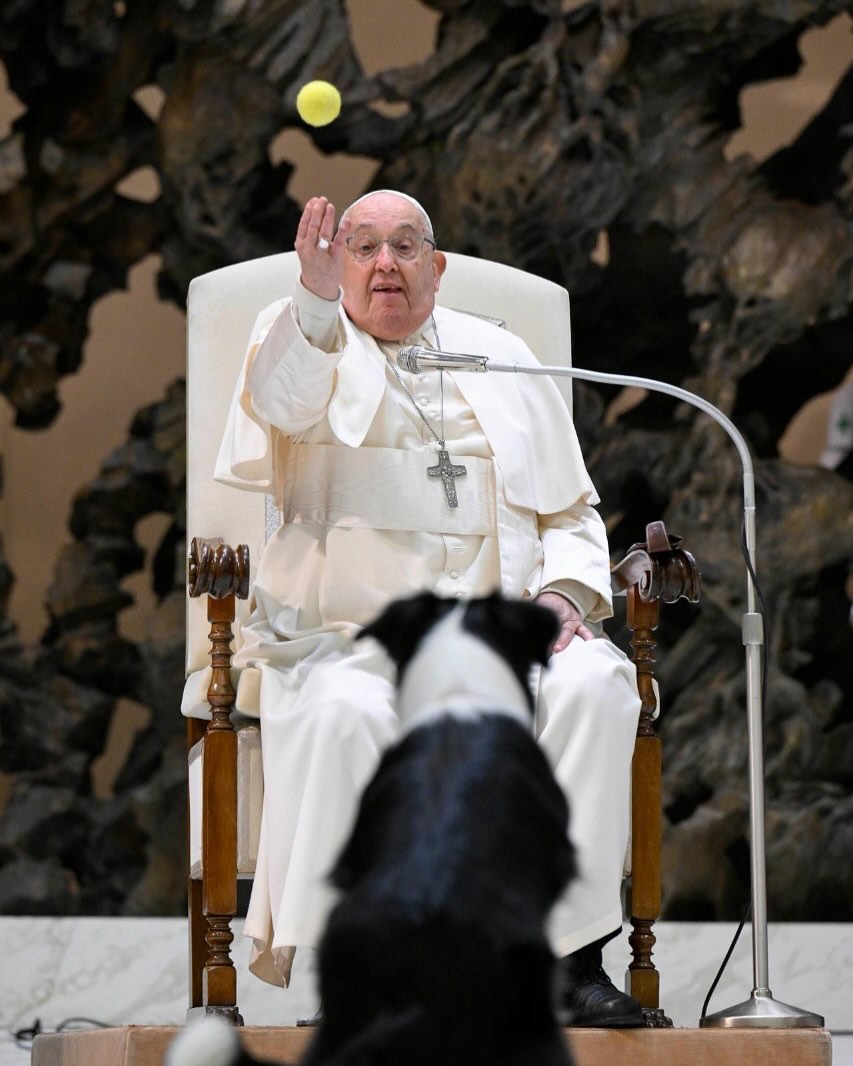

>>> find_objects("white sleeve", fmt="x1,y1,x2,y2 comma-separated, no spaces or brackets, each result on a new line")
246,281,347,433
529,501,614,622
291,278,344,351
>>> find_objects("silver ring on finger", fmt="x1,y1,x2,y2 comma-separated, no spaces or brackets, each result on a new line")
317,237,330,251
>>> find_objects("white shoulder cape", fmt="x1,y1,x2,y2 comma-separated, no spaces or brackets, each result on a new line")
215,302,597,515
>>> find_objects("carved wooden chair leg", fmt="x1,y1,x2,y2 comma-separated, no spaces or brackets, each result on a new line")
627,586,666,1023
613,520,702,1027
186,537,250,1024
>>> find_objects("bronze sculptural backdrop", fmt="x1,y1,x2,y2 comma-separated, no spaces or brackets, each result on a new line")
0,0,850,921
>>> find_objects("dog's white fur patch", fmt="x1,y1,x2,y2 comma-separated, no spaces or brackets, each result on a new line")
396,605,533,734
165,1015,238,1066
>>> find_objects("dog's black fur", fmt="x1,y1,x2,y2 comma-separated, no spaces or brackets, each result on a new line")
302,591,577,1066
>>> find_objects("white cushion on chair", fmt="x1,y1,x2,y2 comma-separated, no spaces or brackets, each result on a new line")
185,255,302,683
188,722,263,878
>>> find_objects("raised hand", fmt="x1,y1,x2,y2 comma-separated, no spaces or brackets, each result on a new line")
294,196,352,301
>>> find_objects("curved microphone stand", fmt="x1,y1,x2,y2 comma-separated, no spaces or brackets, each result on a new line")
413,352,824,1029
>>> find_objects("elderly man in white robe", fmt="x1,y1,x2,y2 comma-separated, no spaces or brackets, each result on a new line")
214,189,645,1028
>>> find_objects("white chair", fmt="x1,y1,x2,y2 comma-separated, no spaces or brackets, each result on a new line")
183,250,699,1024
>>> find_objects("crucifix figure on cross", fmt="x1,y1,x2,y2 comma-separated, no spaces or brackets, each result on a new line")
427,448,467,508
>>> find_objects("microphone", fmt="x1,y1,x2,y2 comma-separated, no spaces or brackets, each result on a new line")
396,336,817,1027
397,345,489,373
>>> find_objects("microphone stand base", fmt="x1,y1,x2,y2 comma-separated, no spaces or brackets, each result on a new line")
700,990,824,1029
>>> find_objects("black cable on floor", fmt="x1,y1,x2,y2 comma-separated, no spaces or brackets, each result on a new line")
11,1015,111,1049
55,1016,112,1031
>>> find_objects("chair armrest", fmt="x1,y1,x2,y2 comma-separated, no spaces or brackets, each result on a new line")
611,520,702,605
188,537,250,601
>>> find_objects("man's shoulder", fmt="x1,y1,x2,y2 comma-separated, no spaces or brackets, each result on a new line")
434,306,536,361
436,304,507,333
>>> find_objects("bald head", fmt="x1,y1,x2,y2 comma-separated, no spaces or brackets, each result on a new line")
341,190,434,240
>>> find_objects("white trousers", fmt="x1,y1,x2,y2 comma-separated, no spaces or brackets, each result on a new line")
243,635,640,986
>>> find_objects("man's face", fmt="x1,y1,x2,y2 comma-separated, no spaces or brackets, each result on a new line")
341,193,446,341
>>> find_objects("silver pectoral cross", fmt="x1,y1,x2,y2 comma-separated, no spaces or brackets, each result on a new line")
427,448,467,509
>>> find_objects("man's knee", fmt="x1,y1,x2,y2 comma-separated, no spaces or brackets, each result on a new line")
541,637,640,725
307,668,398,743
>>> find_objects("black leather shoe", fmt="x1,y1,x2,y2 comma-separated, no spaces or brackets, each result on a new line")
296,1006,322,1027
560,938,645,1028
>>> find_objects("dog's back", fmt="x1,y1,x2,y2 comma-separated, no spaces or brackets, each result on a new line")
304,593,577,1066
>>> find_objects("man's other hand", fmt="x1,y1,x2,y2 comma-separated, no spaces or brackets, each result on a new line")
535,591,595,654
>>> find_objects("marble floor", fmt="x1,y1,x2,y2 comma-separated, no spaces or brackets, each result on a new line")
0,919,849,1064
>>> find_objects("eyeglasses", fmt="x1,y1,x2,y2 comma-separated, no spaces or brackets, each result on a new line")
345,232,436,262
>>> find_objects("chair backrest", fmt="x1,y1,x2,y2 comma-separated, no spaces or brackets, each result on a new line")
186,251,573,675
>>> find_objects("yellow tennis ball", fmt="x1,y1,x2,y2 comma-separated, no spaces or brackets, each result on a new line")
296,81,342,127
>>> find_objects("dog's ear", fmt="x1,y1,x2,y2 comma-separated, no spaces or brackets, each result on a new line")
463,593,559,672
521,599,564,667
357,592,456,674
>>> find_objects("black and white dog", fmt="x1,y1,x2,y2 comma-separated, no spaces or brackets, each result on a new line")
304,591,576,1066
167,591,576,1066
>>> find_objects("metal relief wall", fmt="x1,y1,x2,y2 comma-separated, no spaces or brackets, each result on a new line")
0,0,850,918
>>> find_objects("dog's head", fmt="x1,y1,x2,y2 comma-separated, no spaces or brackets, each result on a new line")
359,591,559,716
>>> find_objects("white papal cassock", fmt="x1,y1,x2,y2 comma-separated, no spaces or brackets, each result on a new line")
206,280,641,987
